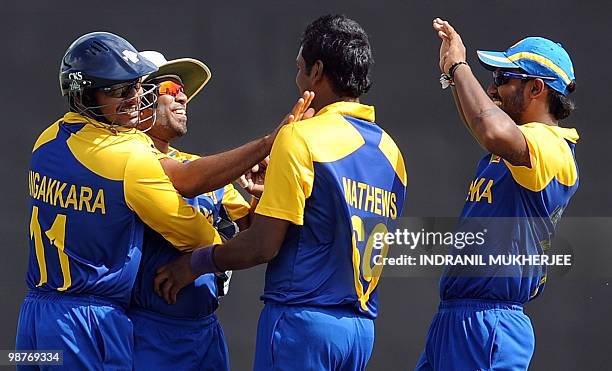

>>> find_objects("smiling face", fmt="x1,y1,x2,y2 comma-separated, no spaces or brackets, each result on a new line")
93,80,143,127
140,77,189,143
486,69,528,123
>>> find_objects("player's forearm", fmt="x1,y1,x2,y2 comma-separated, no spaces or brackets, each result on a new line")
235,214,251,231
168,136,273,197
232,197,258,232
215,227,274,270
192,215,287,273
452,66,509,149
246,197,259,226
188,233,263,277
451,86,480,143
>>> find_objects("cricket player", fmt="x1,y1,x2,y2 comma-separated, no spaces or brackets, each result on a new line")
16,32,222,370
154,15,407,371
129,50,256,371
17,31,312,370
415,19,579,370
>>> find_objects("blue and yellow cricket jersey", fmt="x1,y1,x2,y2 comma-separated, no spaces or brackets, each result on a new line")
27,113,220,307
441,122,579,304
131,148,250,319
256,102,407,319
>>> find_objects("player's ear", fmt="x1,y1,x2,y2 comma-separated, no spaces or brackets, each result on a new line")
529,79,546,99
310,60,324,84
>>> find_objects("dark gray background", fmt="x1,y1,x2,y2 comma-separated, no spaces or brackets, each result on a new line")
1,0,610,369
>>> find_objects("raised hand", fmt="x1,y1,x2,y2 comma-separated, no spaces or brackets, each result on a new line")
289,90,315,123
433,18,467,74
269,91,315,143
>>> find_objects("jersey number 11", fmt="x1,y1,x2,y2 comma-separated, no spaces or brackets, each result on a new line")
29,206,72,291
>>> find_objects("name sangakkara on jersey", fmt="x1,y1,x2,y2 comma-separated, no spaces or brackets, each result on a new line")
28,170,106,214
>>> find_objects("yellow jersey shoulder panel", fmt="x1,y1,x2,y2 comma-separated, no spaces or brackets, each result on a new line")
293,114,365,163
378,131,407,187
504,122,579,192
32,121,61,153
67,124,154,181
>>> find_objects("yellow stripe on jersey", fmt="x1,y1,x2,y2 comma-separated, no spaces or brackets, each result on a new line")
378,131,407,187
504,122,579,192
32,122,60,153
221,184,250,221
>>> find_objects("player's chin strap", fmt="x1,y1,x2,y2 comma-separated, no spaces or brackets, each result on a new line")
72,84,158,133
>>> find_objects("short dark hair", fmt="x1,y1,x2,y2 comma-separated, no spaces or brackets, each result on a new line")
300,14,373,98
547,83,576,120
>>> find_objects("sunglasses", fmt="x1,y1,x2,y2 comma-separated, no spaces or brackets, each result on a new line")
157,80,185,97
99,80,141,98
493,71,556,87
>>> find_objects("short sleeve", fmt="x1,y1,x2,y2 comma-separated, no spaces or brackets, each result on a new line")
220,184,250,221
504,124,578,192
124,149,221,250
255,124,314,225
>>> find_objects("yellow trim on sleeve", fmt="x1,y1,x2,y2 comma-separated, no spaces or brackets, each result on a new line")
254,204,304,226
378,131,407,187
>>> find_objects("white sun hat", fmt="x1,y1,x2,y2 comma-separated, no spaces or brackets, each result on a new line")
140,50,211,102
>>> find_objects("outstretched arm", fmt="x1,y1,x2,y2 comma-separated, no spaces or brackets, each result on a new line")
153,214,288,304
160,138,270,197
160,91,315,197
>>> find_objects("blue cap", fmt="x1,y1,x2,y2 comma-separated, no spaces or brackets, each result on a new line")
477,37,575,96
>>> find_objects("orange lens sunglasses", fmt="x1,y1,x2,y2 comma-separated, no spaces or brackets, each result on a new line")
158,80,185,97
